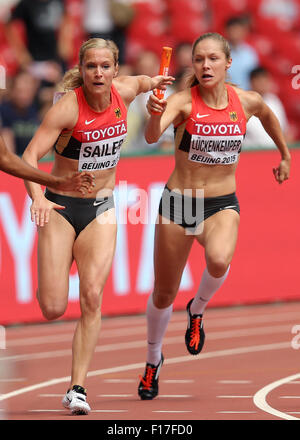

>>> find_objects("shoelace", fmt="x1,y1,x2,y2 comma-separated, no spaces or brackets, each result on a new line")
189,316,202,350
139,365,156,390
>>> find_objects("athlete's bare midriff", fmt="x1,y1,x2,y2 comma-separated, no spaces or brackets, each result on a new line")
167,149,238,198
48,153,116,198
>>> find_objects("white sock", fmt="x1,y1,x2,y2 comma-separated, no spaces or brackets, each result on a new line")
146,293,173,365
190,266,230,316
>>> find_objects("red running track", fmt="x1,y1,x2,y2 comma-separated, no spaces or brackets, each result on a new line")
1,301,300,422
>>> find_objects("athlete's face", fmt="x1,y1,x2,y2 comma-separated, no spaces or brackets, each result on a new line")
80,48,118,94
192,39,231,88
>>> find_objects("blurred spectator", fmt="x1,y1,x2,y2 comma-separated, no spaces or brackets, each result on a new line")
256,0,300,32
83,0,134,65
0,70,40,155
124,50,173,152
244,66,291,149
174,69,190,92
174,42,193,77
4,0,74,84
225,15,259,89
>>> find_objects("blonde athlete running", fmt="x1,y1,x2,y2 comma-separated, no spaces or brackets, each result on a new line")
0,134,93,193
22,38,173,414
138,32,291,400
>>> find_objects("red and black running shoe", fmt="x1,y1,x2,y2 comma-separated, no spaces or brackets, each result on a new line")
138,354,164,400
185,298,205,355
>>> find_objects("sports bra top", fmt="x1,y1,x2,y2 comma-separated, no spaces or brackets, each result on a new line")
54,84,127,171
174,84,247,165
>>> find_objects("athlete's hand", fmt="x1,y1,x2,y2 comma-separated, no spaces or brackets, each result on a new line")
151,75,175,91
54,172,95,195
273,158,290,184
30,196,65,227
146,93,167,115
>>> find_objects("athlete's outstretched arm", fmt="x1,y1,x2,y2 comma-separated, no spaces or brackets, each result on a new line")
0,134,94,192
114,74,174,106
246,91,291,183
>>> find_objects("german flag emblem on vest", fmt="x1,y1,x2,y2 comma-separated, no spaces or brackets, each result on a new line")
114,107,121,118
229,111,238,122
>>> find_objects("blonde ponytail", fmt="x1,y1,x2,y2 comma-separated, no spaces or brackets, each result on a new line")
62,66,83,91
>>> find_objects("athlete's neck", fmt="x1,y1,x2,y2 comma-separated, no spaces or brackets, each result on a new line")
82,86,112,112
198,82,228,110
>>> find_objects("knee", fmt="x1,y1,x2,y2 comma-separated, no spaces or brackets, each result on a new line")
39,300,66,321
206,255,230,278
152,287,177,309
80,284,103,315
36,289,67,321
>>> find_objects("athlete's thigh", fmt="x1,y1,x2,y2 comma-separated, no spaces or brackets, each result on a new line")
37,210,76,304
73,208,117,292
196,209,240,261
154,215,194,293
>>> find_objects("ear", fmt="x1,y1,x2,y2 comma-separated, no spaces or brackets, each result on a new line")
114,63,119,78
225,58,232,71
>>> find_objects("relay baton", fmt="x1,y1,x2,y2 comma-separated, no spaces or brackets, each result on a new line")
152,46,172,114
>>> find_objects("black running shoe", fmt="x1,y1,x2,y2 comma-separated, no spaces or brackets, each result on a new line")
185,298,205,355
138,354,164,400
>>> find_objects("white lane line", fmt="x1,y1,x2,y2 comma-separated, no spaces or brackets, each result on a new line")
163,380,194,383
217,395,252,398
217,411,256,414
29,409,128,413
29,410,63,413
103,379,136,383
102,379,194,384
153,411,192,413
0,324,292,363
218,380,252,384
253,372,300,420
0,378,26,382
279,396,300,399
91,410,128,413
98,394,133,398
0,341,290,403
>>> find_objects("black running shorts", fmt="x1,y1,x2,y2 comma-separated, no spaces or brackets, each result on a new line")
158,186,240,233
45,188,115,237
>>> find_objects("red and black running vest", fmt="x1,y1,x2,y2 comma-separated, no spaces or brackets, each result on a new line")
174,84,247,165
54,85,127,171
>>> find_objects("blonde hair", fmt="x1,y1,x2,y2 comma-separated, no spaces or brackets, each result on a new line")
62,38,119,91
187,32,231,88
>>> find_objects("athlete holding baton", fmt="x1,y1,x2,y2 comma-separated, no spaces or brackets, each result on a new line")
138,33,290,400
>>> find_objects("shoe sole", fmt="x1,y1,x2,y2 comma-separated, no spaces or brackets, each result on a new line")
62,397,90,415
71,408,89,415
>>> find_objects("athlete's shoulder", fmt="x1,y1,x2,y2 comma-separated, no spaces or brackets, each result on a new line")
53,89,78,108
230,86,263,118
230,85,261,103
44,90,78,130
112,76,136,104
167,87,191,105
